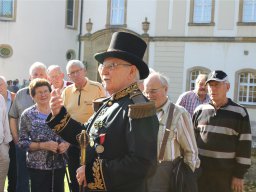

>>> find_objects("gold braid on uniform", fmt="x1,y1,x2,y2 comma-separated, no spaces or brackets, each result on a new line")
128,83,156,119
87,158,107,191
52,113,71,133
113,83,138,100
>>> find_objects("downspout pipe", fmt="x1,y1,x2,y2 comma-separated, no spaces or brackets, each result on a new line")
78,0,84,60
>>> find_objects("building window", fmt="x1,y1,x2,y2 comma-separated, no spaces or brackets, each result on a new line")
66,0,78,29
106,0,127,27
187,67,210,91
238,71,256,105
110,0,124,25
242,0,256,22
189,0,215,25
0,0,16,21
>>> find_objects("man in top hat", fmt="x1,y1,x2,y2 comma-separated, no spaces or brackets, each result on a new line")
192,70,251,192
47,32,159,192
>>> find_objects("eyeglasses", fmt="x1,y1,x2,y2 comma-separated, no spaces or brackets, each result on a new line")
143,86,164,95
36,90,50,96
99,63,132,71
68,68,83,77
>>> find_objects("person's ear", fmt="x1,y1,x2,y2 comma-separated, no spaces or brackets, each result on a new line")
226,83,230,91
128,65,136,79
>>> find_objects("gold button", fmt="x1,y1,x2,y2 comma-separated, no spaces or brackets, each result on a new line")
90,139,94,147
108,101,113,106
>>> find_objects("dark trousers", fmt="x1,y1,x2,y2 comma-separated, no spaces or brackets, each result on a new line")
67,146,80,192
7,141,17,192
198,169,232,192
29,168,65,192
15,145,30,192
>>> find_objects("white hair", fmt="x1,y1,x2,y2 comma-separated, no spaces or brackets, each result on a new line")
29,62,47,76
146,71,169,87
0,76,7,84
47,65,62,74
66,60,85,74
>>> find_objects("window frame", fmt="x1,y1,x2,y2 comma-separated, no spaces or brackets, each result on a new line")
234,69,256,107
238,0,256,26
65,0,79,29
186,67,210,91
0,0,16,21
188,0,215,26
106,0,127,28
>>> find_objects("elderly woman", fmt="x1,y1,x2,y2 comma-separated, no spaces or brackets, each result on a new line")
18,78,69,192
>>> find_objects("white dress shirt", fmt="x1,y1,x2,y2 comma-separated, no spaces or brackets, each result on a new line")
0,95,12,144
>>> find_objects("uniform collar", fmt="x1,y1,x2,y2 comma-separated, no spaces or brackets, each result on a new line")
111,82,139,101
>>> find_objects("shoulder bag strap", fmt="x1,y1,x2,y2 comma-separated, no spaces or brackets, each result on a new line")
158,102,175,162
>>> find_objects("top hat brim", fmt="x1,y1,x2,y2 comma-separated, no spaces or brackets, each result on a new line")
94,50,149,80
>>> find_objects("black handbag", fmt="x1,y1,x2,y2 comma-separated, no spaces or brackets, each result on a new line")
171,156,198,192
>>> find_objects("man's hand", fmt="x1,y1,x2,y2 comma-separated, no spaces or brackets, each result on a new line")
50,89,63,116
231,177,244,192
76,165,87,187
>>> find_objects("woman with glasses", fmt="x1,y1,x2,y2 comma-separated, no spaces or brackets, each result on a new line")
18,78,69,192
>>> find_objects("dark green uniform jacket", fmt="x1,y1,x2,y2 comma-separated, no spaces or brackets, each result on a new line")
47,83,159,192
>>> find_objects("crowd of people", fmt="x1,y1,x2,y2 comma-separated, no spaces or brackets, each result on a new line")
0,31,252,192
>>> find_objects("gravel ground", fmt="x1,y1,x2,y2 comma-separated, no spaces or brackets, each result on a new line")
244,151,256,192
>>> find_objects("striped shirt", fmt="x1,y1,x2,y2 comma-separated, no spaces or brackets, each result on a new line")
158,99,200,171
192,98,251,178
176,90,210,117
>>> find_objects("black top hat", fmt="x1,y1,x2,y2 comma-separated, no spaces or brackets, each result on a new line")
94,32,149,79
205,70,228,84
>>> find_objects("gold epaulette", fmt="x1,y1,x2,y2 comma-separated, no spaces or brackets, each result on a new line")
93,97,108,112
128,101,156,119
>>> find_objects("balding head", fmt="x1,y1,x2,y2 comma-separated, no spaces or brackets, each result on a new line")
194,74,208,98
143,72,169,108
